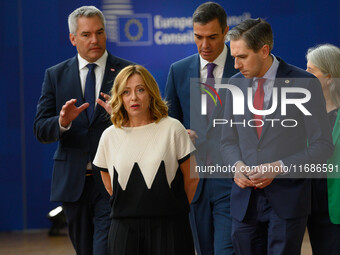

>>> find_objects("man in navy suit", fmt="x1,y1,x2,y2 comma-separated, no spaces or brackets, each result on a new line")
221,18,334,254
165,2,237,255
34,6,132,255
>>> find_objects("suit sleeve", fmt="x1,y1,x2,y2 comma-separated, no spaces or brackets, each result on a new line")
281,78,334,166
165,64,183,123
33,69,61,144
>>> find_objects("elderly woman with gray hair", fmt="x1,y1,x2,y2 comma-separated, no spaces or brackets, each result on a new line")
306,44,340,255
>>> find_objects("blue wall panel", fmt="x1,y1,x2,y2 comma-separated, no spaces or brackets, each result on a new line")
1,0,339,230
0,0,24,231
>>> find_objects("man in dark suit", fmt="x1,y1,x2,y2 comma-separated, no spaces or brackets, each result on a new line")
33,6,132,255
165,2,237,255
221,18,334,255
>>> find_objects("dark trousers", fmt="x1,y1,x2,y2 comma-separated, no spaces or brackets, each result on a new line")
63,176,111,255
108,215,195,255
307,179,340,255
232,190,307,255
189,178,234,255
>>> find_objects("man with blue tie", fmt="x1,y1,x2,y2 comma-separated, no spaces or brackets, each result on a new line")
221,18,334,255
34,6,132,255
165,2,237,254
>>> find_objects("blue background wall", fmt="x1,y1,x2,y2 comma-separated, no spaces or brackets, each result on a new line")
1,0,339,230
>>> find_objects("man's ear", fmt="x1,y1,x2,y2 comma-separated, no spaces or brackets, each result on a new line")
223,25,229,37
261,44,270,59
69,33,76,46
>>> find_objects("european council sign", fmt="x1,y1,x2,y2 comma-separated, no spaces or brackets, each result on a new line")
117,14,152,46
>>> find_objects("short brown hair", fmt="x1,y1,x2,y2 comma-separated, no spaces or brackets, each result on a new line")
227,18,273,53
109,65,168,128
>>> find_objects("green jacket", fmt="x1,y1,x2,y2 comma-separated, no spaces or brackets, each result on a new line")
328,111,340,224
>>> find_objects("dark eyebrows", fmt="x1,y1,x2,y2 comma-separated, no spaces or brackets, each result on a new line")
194,33,219,38
234,54,247,58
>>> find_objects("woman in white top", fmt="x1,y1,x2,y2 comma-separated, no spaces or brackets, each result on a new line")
93,64,199,255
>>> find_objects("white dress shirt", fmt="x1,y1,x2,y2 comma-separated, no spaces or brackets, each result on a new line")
199,44,228,82
78,50,108,102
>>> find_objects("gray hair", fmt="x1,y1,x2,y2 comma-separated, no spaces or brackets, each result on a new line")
68,6,106,35
192,2,227,32
227,18,273,53
306,44,340,108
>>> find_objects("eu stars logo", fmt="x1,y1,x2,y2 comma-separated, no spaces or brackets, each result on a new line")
117,14,152,46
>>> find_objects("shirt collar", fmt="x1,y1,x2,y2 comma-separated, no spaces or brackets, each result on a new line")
77,50,108,70
200,44,227,70
253,54,279,82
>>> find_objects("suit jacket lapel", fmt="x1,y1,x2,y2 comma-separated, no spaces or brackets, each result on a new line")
190,55,209,130
222,45,236,78
242,79,258,137
259,59,292,141
91,53,124,124
208,46,236,128
67,56,89,123
259,78,288,139
68,56,83,101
